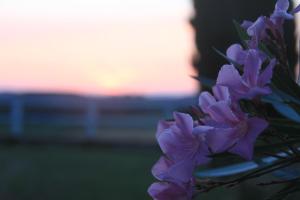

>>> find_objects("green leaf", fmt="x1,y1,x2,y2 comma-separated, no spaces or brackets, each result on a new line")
239,99,259,115
272,66,300,99
233,19,250,47
212,47,242,70
191,75,215,88
271,86,300,105
258,42,274,58
271,101,300,123
266,183,300,200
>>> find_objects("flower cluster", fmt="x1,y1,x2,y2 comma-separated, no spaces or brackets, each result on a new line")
242,0,300,48
148,1,300,199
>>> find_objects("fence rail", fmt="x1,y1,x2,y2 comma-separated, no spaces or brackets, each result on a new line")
0,94,196,138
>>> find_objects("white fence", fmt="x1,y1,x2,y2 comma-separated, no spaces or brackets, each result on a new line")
0,94,197,138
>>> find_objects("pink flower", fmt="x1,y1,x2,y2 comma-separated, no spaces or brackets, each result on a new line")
198,85,268,160
217,48,275,100
155,112,211,182
156,112,211,165
241,0,300,46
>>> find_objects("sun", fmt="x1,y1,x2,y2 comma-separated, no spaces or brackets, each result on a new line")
100,76,123,89
89,71,134,95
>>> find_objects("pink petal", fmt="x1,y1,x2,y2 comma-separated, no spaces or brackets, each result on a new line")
275,0,289,11
243,49,263,86
207,101,239,124
229,137,254,160
241,20,253,30
217,65,248,97
226,44,247,65
212,85,231,102
156,120,173,138
199,92,216,113
148,179,195,200
206,127,236,153
247,16,266,37
229,117,268,160
291,4,300,14
152,156,195,184
173,112,193,135
245,117,268,144
258,59,275,86
148,182,192,200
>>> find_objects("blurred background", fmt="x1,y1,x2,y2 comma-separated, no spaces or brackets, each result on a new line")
0,0,299,200
0,1,196,199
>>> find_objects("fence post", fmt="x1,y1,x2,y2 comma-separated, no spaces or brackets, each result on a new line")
85,98,98,138
162,103,173,119
10,96,24,137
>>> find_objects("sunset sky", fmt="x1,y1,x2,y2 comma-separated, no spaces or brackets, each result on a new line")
0,0,196,96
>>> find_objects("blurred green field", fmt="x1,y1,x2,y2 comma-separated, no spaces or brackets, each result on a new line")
0,145,295,200
0,145,159,200
0,124,157,144
0,123,296,200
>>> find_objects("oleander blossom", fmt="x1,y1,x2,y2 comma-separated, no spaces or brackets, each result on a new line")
155,112,211,183
218,46,276,100
241,0,300,47
148,113,210,200
198,85,268,160
226,43,266,65
148,1,300,199
271,0,295,29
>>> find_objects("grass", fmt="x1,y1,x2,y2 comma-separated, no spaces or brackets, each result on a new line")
0,145,160,200
0,125,289,200
0,124,157,144
0,145,275,200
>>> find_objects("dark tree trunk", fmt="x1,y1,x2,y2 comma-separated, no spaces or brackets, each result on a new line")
190,0,297,91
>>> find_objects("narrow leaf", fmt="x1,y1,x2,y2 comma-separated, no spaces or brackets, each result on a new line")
212,47,242,70
191,75,215,88
233,19,250,47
